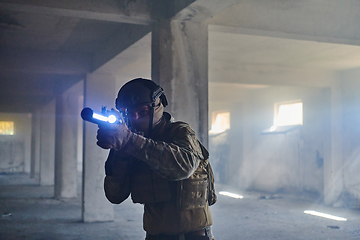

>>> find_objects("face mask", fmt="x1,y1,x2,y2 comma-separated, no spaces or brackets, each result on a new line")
128,99,164,136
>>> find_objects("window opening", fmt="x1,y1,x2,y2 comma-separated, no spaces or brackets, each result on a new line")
0,121,14,135
262,100,302,134
273,100,303,128
209,111,230,134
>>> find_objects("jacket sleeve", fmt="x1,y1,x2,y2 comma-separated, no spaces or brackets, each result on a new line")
123,123,205,181
103,150,131,204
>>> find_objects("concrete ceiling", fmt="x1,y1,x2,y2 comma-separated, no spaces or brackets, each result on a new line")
0,1,154,112
208,30,360,87
1,0,360,112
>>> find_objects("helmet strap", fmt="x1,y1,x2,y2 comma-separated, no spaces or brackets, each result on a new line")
123,109,132,131
148,102,155,137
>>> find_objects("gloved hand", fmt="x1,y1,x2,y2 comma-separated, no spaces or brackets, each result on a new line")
96,122,132,151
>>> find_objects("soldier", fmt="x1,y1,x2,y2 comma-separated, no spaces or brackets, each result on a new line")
96,78,216,240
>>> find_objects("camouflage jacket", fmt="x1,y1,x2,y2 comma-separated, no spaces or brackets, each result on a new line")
104,112,215,235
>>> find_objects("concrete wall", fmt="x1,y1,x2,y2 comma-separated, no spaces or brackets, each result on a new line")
209,83,331,198
0,113,32,173
242,86,329,195
210,71,360,207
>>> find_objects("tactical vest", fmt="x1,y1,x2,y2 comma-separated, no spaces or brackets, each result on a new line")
129,121,216,210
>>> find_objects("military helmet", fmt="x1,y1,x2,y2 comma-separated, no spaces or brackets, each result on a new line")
115,78,168,110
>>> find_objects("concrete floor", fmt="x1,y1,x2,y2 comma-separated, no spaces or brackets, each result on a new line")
1,173,360,240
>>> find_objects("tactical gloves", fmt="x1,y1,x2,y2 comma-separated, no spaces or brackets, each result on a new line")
96,122,132,151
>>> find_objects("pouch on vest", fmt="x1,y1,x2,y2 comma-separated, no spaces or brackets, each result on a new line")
177,177,208,211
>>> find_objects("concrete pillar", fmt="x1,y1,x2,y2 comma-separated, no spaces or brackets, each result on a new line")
30,110,41,180
333,69,360,206
82,73,116,222
324,81,344,206
151,20,209,146
228,102,244,187
77,95,84,173
23,114,32,174
54,82,82,199
39,99,56,187
241,97,257,190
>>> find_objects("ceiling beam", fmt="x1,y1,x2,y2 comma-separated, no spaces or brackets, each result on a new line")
0,72,82,95
209,64,335,88
0,0,208,25
0,94,54,113
0,49,91,74
209,25,360,47
0,0,154,25
0,72,83,112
